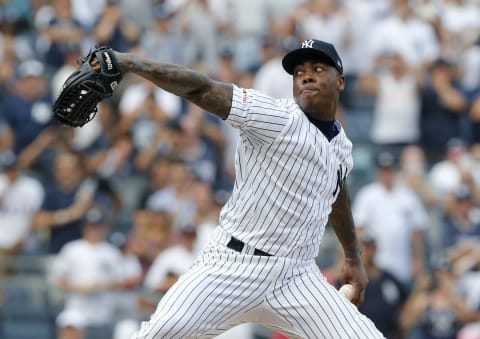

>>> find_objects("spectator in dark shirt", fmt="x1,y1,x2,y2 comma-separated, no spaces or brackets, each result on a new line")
467,86,480,144
41,0,85,69
93,0,140,52
358,232,408,339
419,58,469,164
400,259,480,339
3,60,54,155
31,151,94,253
441,185,480,252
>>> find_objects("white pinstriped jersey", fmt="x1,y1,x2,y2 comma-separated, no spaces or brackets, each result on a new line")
221,85,353,260
131,85,385,339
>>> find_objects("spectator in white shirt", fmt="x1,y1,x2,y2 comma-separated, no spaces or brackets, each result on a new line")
143,225,198,294
0,151,44,255
353,152,429,288
51,206,124,339
357,51,422,156
366,0,439,70
108,231,143,322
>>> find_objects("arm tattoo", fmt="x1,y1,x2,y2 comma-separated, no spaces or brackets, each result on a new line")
124,53,233,120
328,185,362,260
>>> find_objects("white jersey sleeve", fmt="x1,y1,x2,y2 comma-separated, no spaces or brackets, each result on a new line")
226,85,291,146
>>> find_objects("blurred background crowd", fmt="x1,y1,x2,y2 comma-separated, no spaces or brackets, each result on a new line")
1,0,480,338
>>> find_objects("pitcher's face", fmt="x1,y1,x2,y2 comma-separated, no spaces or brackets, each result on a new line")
292,59,344,116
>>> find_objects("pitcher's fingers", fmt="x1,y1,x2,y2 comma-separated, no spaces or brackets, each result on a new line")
351,286,365,307
90,57,101,71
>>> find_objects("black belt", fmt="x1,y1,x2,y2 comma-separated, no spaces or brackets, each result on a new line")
226,237,272,257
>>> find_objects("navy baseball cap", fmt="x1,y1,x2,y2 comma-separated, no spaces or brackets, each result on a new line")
282,39,343,75
0,151,17,168
82,206,107,225
375,151,396,169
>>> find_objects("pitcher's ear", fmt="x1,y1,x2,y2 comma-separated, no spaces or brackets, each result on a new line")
337,74,345,91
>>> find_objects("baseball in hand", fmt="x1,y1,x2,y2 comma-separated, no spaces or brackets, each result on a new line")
339,284,354,300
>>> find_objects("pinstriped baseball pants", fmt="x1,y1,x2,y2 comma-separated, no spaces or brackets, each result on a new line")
131,229,385,339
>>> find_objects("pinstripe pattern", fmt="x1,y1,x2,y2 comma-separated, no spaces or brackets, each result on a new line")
265,266,383,338
131,86,385,338
221,85,353,259
132,237,384,338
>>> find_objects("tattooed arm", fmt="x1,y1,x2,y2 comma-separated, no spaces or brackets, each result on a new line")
113,52,233,120
328,185,368,306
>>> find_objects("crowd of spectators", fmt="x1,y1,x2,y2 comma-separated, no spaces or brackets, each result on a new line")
1,0,480,338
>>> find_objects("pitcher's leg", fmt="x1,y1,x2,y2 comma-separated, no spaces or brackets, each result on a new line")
131,252,274,339
265,266,385,339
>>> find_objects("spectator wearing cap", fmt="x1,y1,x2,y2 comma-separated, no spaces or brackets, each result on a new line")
440,185,480,253
3,59,55,156
0,151,44,255
108,231,143,322
143,223,198,295
139,4,183,65
215,47,237,86
50,206,124,339
357,232,408,339
352,151,429,288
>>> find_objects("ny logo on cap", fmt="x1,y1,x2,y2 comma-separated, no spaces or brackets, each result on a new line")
302,39,314,49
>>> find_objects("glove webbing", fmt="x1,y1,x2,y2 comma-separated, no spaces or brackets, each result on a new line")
54,84,102,127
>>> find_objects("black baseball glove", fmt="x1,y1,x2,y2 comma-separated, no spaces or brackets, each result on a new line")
53,45,123,127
